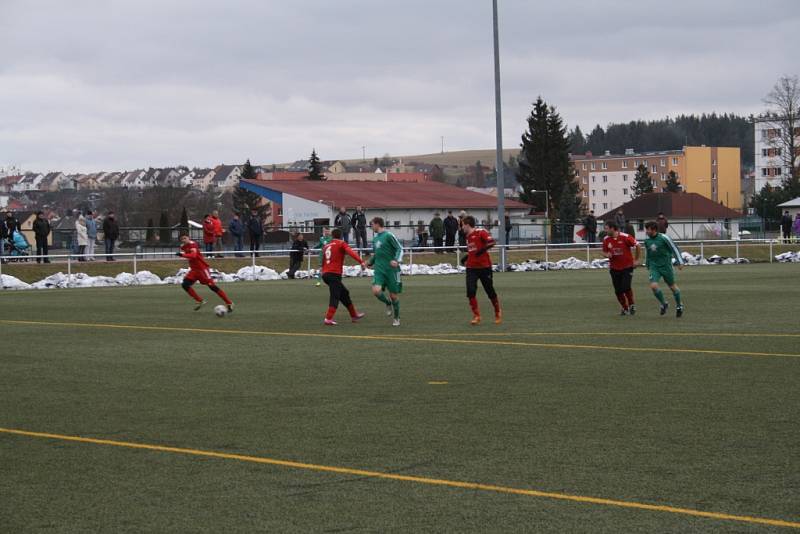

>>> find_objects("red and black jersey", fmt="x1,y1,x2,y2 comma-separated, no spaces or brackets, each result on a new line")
180,240,209,272
322,239,363,275
602,232,638,271
466,228,495,269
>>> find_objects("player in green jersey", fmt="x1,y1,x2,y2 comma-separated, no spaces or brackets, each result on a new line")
644,221,685,317
313,226,332,286
367,217,403,326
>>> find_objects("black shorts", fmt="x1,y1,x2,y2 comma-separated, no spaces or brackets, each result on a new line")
322,272,352,309
610,267,634,294
466,267,497,299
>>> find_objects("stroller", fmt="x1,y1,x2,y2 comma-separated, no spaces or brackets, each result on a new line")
3,231,31,262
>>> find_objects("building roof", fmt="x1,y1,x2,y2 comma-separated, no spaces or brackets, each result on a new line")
571,149,684,161
212,165,240,182
778,197,800,208
598,192,743,220
240,179,530,210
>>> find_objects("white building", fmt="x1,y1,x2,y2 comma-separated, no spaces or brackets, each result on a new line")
754,116,800,193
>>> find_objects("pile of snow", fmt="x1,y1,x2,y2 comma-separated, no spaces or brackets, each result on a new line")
235,265,281,281
775,251,800,263
508,257,609,271
680,252,749,265
1,274,31,290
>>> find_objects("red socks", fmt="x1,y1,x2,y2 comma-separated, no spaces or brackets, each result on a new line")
616,293,628,309
469,297,480,316
325,306,336,320
215,288,232,306
185,287,202,302
625,290,635,305
346,304,358,318
490,296,501,314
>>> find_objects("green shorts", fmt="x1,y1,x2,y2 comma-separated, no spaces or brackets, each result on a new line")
373,268,403,294
649,265,676,286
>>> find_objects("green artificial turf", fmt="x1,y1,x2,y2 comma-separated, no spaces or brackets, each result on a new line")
1,264,799,532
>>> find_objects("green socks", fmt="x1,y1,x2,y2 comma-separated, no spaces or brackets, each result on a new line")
652,288,666,305
391,299,400,319
376,292,391,305
673,290,682,307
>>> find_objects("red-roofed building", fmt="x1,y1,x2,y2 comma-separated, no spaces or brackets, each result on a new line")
240,179,529,241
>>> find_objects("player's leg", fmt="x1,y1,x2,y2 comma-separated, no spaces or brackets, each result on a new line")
466,268,480,324
386,270,401,324
181,277,205,310
371,270,393,314
610,270,628,314
623,267,635,315
339,282,364,321
648,268,668,314
323,273,340,324
666,272,683,316
478,268,501,323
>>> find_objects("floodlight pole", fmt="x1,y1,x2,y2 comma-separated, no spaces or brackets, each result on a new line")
492,0,506,270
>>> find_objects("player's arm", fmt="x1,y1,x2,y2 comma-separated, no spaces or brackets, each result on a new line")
628,235,641,263
343,242,366,267
602,239,613,259
663,234,684,268
180,247,201,260
389,233,403,267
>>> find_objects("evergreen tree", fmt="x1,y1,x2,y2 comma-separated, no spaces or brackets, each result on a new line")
750,184,787,220
567,125,586,154
663,170,681,193
516,97,576,219
158,211,170,243
179,206,189,232
632,163,654,198
233,159,267,217
307,149,324,180
145,218,155,242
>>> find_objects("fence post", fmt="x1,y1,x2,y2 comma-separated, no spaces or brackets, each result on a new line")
251,251,256,280
700,241,704,259
769,240,773,263
133,250,137,275
67,253,72,288
307,250,312,277
586,242,590,263
735,240,740,262
409,247,414,276
545,242,549,265
0,251,3,289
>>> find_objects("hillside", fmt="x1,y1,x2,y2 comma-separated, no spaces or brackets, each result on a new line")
341,149,521,168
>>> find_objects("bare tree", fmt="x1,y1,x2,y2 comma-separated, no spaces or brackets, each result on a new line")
763,75,800,183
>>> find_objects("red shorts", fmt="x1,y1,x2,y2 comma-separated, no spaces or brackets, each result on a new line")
185,268,214,285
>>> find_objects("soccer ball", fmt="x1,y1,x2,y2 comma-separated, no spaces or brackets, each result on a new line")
214,305,228,317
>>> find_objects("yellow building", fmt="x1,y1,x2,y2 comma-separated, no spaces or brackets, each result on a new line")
678,146,741,210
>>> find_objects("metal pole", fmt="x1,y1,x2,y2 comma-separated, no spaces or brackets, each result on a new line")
409,247,414,275
251,251,256,280
700,241,704,259
586,241,590,263
133,250,137,275
769,239,773,263
735,240,740,262
67,253,72,288
492,0,506,272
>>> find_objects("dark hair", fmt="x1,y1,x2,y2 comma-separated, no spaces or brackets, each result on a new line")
331,228,342,239
644,221,658,231
371,217,385,227
462,215,477,227
179,231,189,238
37,210,44,216
604,221,619,230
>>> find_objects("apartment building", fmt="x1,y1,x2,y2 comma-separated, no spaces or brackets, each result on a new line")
754,117,800,193
572,146,741,213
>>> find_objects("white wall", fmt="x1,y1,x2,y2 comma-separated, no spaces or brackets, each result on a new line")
281,193,334,225
585,170,633,213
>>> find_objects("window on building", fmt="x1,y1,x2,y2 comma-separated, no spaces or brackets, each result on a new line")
661,173,666,181
603,203,608,209
651,165,657,173
582,163,587,170
634,160,640,167
602,175,608,182
623,174,628,181
601,162,608,170
592,203,596,210
582,177,588,184
590,163,596,170
582,191,588,198
603,189,608,196
660,159,666,166
592,176,596,182
712,159,717,166
672,157,679,165
623,188,628,195
712,172,717,180
591,190,596,196
622,160,628,169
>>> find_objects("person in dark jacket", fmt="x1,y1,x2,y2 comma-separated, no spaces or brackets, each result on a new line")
5,212,19,239
334,207,352,244
656,212,669,235
32,211,51,263
247,208,264,257
429,212,444,253
102,211,120,261
288,232,309,279
781,210,793,243
443,210,459,251
457,210,468,247
351,206,368,253
504,215,513,245
583,211,597,246
229,212,245,256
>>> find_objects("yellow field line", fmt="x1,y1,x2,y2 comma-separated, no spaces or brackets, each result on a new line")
0,427,797,529
1,319,799,359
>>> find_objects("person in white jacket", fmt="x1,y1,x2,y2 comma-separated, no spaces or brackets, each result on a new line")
76,215,89,261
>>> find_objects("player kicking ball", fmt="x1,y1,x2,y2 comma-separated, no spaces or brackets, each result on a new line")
177,233,234,312
602,220,641,316
367,217,402,327
460,215,502,325
644,221,685,317
321,228,367,325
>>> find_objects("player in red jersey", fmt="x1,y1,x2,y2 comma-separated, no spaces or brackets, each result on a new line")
460,215,502,325
602,220,641,315
177,233,234,312
321,228,367,325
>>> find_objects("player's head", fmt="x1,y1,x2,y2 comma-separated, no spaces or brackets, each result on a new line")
370,217,385,232
322,226,331,236
462,215,476,232
604,220,619,236
179,233,190,244
331,228,343,239
644,221,659,237
212,209,219,217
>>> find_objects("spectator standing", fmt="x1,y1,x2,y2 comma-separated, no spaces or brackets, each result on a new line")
288,232,309,279
32,211,51,263
444,210,459,251
504,215,513,245
85,211,97,261
781,210,793,243
247,208,263,257
211,209,224,258
202,214,215,253
583,210,597,246
794,213,800,242
457,210,468,247
335,207,352,244
102,211,120,261
76,215,88,261
416,221,428,248
429,212,444,253
5,212,19,239
656,212,669,235
614,209,626,230
351,206,368,253
229,212,245,257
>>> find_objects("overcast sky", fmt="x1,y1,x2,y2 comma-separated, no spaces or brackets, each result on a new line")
1,0,797,172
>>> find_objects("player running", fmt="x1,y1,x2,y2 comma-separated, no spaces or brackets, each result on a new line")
321,228,367,325
644,221,685,317
460,216,502,325
367,217,402,327
602,220,641,316
313,226,332,287
177,233,234,312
